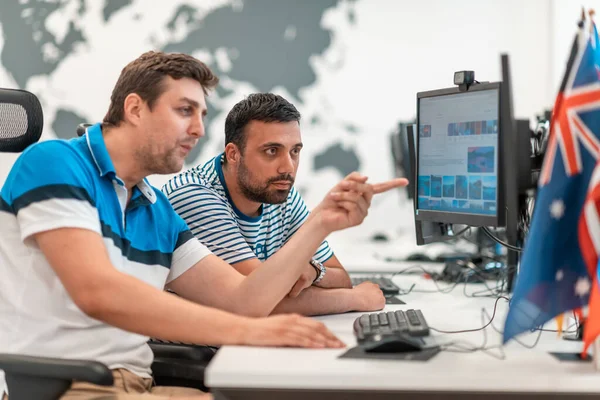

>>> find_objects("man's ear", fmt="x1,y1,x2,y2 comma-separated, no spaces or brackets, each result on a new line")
224,143,241,164
123,93,144,127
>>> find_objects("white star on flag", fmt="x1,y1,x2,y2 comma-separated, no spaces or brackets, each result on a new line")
556,270,564,281
575,277,591,298
550,199,565,220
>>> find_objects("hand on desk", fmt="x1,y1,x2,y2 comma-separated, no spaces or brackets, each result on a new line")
353,282,386,311
242,314,345,348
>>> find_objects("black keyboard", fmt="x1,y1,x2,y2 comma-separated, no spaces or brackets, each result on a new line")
351,276,400,295
353,309,430,343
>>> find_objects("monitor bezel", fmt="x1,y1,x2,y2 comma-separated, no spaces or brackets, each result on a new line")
415,82,505,228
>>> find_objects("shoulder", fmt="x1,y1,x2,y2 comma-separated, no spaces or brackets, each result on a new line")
20,138,86,166
2,138,94,200
163,155,220,196
147,186,191,228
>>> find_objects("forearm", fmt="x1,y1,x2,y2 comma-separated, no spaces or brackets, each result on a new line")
272,287,361,316
87,271,249,346
316,266,352,289
233,218,330,316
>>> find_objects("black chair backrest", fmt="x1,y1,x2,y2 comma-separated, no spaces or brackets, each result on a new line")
0,88,43,152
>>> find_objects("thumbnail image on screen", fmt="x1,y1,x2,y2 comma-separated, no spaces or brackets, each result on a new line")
417,87,499,216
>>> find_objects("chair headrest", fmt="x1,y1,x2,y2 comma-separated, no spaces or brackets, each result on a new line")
0,88,43,152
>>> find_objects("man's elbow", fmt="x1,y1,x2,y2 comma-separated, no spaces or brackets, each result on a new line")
231,304,271,318
70,285,112,320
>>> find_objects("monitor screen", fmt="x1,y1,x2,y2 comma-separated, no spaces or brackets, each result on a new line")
415,83,502,227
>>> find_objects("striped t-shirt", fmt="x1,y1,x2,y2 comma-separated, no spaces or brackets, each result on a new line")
163,154,333,265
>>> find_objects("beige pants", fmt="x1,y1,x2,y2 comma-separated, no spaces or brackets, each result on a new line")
4,368,211,400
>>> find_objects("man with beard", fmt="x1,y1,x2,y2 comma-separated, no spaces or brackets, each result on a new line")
163,93,395,315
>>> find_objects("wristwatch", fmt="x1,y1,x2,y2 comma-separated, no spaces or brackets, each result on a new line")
309,259,326,285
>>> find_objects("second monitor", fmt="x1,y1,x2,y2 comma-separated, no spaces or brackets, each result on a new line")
415,83,504,228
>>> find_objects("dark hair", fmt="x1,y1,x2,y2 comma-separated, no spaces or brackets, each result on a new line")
224,93,301,154
103,51,219,128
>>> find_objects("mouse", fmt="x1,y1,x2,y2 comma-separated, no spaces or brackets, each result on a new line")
361,333,424,353
405,252,432,262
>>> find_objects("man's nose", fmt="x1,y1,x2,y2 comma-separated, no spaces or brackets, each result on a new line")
278,153,295,175
188,114,205,138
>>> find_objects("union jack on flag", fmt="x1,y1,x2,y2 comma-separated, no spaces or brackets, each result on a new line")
503,14,600,349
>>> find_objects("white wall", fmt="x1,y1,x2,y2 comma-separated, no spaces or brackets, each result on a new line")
0,0,594,247
550,0,600,92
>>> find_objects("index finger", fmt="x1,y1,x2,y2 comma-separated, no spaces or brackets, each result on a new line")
372,178,409,194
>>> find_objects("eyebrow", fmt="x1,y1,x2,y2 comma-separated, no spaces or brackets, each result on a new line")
261,142,303,149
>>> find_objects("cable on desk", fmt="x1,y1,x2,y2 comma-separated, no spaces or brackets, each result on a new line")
431,295,578,357
435,296,509,360
429,296,510,334
481,226,523,252
482,307,579,349
389,264,508,298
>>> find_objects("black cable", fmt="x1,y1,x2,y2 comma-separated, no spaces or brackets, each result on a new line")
389,264,508,297
436,297,508,360
432,294,570,358
430,295,509,334
481,226,523,252
481,307,576,349
431,294,576,354
446,225,471,241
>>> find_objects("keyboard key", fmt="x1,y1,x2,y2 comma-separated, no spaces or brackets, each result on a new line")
370,314,379,327
378,313,389,325
406,309,420,325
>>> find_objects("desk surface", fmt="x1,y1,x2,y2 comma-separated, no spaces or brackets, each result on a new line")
206,273,600,398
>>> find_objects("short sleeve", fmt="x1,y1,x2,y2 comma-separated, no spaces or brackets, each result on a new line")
167,221,212,283
1,140,100,241
166,184,257,264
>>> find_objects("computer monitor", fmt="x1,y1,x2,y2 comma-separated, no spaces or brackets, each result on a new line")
410,54,533,292
415,83,505,228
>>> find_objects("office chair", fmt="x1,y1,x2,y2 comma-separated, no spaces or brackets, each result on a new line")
0,88,114,399
0,90,214,399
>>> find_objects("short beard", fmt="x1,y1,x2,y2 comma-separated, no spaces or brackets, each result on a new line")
237,159,293,204
136,145,182,176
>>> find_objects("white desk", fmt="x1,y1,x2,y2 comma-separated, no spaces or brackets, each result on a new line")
206,274,600,399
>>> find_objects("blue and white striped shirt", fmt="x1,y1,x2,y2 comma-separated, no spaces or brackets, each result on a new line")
163,154,333,265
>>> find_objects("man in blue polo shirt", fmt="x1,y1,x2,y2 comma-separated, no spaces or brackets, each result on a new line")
164,93,395,315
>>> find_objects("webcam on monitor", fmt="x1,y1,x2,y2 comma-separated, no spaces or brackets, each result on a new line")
454,70,475,91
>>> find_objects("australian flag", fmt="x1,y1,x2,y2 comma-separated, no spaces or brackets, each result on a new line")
503,15,600,347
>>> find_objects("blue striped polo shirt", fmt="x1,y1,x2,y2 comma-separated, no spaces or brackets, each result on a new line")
162,154,333,265
0,123,211,381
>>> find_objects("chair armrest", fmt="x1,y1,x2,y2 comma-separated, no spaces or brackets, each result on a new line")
0,353,113,386
0,354,113,400
149,343,216,362
149,342,217,391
